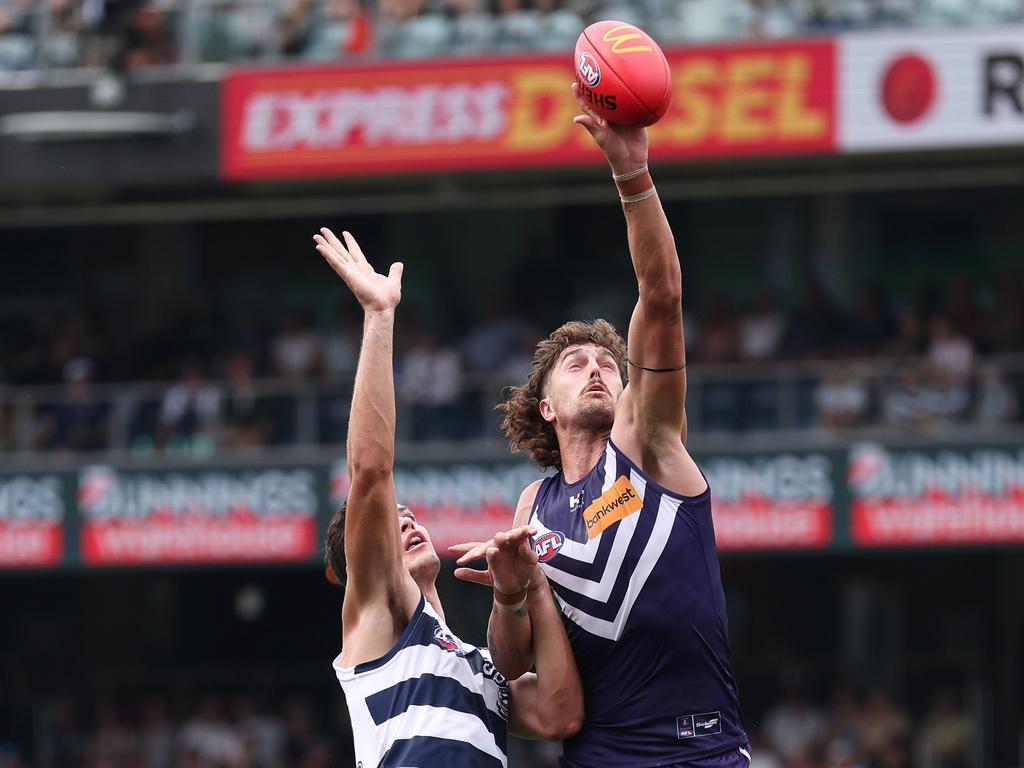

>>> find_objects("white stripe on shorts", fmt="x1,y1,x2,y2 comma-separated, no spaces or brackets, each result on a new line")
738,746,751,765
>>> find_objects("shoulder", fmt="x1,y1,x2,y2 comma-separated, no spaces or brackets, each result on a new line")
513,480,544,525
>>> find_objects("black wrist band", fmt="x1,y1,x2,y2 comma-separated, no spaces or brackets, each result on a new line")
627,358,686,373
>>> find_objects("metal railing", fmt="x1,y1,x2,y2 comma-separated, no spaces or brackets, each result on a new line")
2,355,1021,458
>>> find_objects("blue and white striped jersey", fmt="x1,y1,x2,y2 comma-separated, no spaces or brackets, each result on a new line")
530,439,747,766
334,595,510,768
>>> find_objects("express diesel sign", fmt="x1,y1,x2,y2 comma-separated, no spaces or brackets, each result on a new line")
221,41,834,180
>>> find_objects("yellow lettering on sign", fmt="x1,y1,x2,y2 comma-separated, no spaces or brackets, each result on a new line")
601,25,653,55
506,69,575,150
652,58,717,145
722,54,775,142
776,53,826,139
582,476,643,539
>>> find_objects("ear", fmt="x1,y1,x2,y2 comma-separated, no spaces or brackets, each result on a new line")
325,565,341,585
539,396,556,424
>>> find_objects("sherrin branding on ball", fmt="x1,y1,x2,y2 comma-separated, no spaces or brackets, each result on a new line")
574,20,672,127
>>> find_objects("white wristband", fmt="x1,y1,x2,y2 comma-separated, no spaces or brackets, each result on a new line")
612,163,649,182
620,186,657,205
493,596,528,614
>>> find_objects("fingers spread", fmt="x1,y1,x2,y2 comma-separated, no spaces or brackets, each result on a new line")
322,228,350,260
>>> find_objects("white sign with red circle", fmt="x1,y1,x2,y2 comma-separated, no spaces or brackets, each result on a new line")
839,27,1024,150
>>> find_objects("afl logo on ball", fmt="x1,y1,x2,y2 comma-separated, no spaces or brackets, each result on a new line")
578,52,601,87
534,531,565,562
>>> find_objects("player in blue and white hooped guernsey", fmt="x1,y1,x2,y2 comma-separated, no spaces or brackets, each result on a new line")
313,227,583,768
456,89,750,767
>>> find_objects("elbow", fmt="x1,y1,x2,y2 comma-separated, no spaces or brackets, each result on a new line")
640,284,682,318
542,702,584,740
347,459,394,482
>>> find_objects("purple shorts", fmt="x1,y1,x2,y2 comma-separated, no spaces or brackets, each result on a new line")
560,744,752,768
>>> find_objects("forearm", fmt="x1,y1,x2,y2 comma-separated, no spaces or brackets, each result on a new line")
347,309,397,473
617,172,681,307
487,590,535,681
527,581,583,733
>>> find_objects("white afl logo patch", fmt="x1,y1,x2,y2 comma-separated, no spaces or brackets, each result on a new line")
534,531,565,562
578,52,601,87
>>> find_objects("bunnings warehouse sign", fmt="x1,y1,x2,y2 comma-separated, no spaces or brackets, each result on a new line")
1,442,1022,570
0,473,65,568
848,443,1024,546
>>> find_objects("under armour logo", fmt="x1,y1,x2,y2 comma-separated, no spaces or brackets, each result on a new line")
568,490,584,510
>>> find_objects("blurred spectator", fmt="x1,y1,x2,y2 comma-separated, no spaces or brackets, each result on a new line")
139,700,174,768
763,690,827,763
220,351,273,448
696,296,739,363
880,306,926,361
919,369,970,425
322,304,360,379
178,697,246,768
303,0,372,60
534,0,584,50
397,330,463,440
738,291,786,362
846,282,896,355
157,360,221,452
824,687,863,755
230,696,284,768
882,364,926,426
270,311,323,379
859,689,911,764
815,365,870,429
38,698,85,768
783,279,845,358
459,304,523,373
991,270,1024,353
927,315,974,383
444,0,496,55
36,358,109,451
283,700,327,768
92,703,136,768
974,363,1018,424
915,690,971,768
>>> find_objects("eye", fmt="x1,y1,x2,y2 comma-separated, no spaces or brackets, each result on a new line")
568,362,581,371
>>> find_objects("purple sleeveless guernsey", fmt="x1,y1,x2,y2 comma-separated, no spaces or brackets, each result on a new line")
529,439,747,767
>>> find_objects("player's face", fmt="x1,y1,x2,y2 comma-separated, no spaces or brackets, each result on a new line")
398,507,440,584
541,344,623,432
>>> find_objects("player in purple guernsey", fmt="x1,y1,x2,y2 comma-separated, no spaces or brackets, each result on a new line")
455,87,750,766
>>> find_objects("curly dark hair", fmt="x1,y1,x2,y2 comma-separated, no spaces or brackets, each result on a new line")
499,319,627,471
324,500,347,589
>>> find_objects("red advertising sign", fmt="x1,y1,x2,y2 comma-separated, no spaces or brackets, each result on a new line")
703,454,835,550
222,40,835,180
0,475,65,568
848,443,1024,546
78,466,318,565
329,460,537,552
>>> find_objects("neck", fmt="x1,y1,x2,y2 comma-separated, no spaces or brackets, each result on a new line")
419,582,444,621
556,426,610,484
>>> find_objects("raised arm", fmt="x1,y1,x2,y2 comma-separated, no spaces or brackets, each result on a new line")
451,481,542,680
314,229,418,635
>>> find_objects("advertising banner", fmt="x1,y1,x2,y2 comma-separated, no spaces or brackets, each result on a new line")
0,473,66,568
838,27,1024,151
221,40,835,180
848,442,1024,546
329,459,540,552
77,465,320,565
702,452,836,550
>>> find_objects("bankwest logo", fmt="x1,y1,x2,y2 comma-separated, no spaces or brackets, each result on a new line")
582,476,642,539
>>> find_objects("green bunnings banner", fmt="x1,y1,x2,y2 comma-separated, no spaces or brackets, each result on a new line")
1,440,1022,570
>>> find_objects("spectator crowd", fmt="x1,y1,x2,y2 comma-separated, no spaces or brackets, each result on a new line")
1,0,1021,72
0,272,1022,453
0,685,978,768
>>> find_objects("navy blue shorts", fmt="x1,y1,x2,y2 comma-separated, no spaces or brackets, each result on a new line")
560,744,752,768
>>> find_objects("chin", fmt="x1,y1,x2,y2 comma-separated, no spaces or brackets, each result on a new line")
576,400,615,431
408,551,441,585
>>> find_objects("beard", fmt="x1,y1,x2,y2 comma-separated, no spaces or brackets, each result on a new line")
574,397,615,432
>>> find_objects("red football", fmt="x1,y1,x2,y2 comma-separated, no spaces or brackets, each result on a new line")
574,20,672,127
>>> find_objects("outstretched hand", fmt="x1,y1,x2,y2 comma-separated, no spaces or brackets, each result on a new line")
449,525,539,594
571,81,648,175
314,228,403,312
